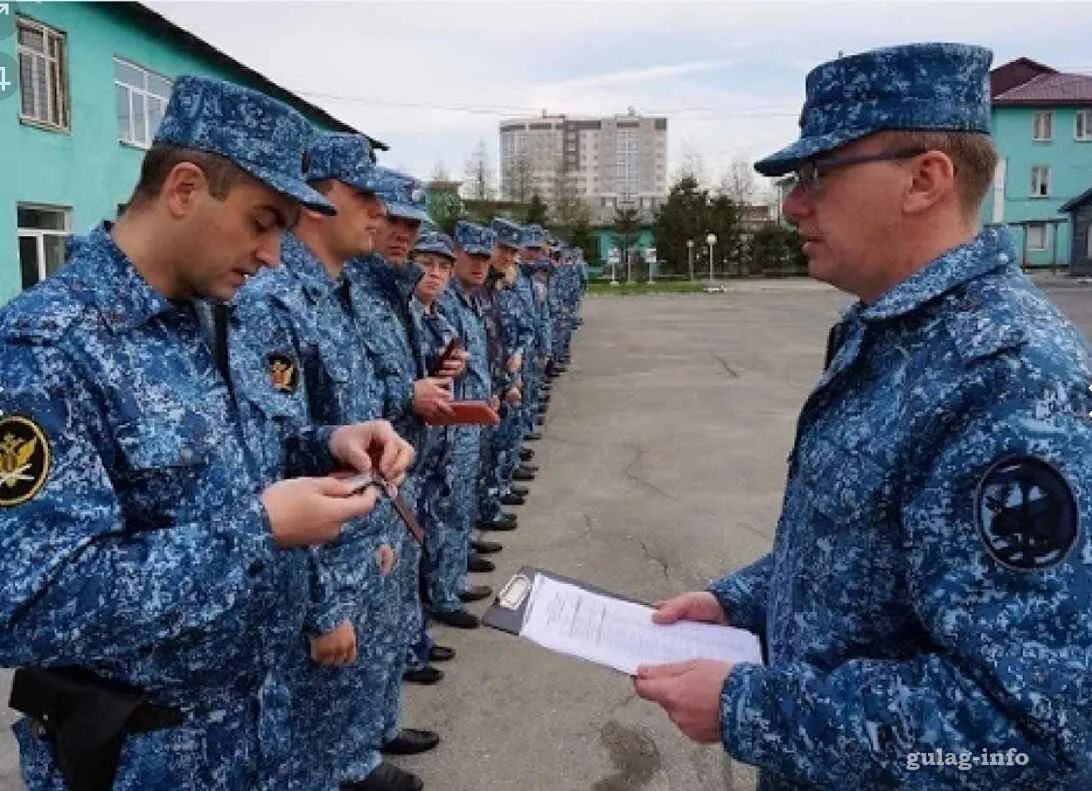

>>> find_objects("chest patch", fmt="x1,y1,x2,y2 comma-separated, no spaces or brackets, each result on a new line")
268,352,298,393
975,455,1078,572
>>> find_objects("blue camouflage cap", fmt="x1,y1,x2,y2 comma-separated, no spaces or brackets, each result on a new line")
490,218,523,250
413,230,456,260
367,167,431,224
153,75,334,215
754,42,993,177
521,223,546,249
454,221,496,256
305,132,376,194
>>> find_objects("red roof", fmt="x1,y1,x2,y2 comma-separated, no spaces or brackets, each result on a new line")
993,72,1092,106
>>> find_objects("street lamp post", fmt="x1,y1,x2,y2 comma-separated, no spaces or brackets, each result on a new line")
706,232,717,282
686,239,694,281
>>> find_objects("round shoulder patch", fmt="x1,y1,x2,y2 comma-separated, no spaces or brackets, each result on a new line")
0,415,51,507
975,455,1079,572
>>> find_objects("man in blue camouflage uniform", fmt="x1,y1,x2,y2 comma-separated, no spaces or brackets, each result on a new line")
476,218,528,532
496,225,540,491
424,222,501,629
344,169,451,768
528,252,554,425
635,43,1092,790
0,77,409,791
226,131,422,791
519,232,552,435
550,246,581,371
407,230,493,634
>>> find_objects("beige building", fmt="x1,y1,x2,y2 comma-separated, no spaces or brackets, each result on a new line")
499,109,668,223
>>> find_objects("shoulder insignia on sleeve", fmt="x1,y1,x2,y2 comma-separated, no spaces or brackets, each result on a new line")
975,455,1079,571
0,415,51,506
268,352,298,393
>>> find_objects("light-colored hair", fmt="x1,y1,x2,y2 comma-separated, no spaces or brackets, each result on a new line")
880,130,998,219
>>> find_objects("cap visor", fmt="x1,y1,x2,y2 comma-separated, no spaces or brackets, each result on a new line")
754,128,868,177
383,201,431,224
246,162,336,216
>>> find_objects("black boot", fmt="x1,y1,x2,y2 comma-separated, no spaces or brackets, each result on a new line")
380,729,440,755
343,761,423,791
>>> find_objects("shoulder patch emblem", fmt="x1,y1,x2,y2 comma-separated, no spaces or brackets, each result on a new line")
268,352,298,393
975,455,1079,572
0,415,51,507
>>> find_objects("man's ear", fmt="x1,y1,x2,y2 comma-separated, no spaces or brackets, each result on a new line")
904,150,956,215
162,162,209,219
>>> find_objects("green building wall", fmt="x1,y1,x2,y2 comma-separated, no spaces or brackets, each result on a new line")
980,106,1092,267
0,2,351,304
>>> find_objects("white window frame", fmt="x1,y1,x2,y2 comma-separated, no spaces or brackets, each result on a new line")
16,16,69,130
1076,109,1092,141
1032,111,1053,142
1026,222,1047,251
16,203,72,289
1030,166,1051,198
114,58,172,148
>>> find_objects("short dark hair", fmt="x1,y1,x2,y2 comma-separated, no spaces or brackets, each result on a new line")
126,145,253,208
880,130,998,218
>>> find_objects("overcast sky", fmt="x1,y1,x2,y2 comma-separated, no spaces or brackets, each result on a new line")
151,0,1092,192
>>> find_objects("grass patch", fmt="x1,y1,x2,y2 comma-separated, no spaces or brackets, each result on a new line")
587,280,708,296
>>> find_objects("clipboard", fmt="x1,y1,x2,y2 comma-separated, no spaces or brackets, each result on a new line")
482,566,649,635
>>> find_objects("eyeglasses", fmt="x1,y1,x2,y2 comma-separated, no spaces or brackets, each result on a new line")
793,147,928,194
416,257,453,272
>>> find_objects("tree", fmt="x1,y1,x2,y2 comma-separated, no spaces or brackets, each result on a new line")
525,193,548,225
707,194,744,277
426,182,462,235
504,152,534,203
431,161,451,182
651,175,709,277
463,140,495,201
717,156,758,205
566,213,598,266
745,224,808,276
675,144,707,186
613,203,641,280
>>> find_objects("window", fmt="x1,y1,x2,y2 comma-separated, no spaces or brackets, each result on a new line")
1030,166,1051,198
1026,222,1046,251
17,204,72,290
114,59,172,147
1032,111,1053,141
17,17,68,129
1077,109,1092,141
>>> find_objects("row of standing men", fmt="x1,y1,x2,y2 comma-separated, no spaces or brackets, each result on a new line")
0,75,585,791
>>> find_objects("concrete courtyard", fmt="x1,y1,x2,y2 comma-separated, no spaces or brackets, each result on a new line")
1,274,1090,790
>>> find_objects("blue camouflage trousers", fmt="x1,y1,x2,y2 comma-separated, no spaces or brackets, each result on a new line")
258,515,393,790
381,483,423,743
427,427,480,611
479,405,520,520
16,688,264,791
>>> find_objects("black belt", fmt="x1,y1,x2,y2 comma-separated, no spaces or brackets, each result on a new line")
9,666,183,791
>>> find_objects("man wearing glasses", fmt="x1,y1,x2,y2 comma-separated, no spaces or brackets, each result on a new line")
635,43,1092,788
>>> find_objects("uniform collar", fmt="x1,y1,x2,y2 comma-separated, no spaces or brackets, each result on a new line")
280,232,339,304
858,226,1017,323
76,223,178,333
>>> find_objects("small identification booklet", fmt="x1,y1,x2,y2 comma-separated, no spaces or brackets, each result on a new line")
518,573,763,675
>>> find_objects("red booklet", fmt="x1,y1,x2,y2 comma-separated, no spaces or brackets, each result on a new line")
427,401,500,426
